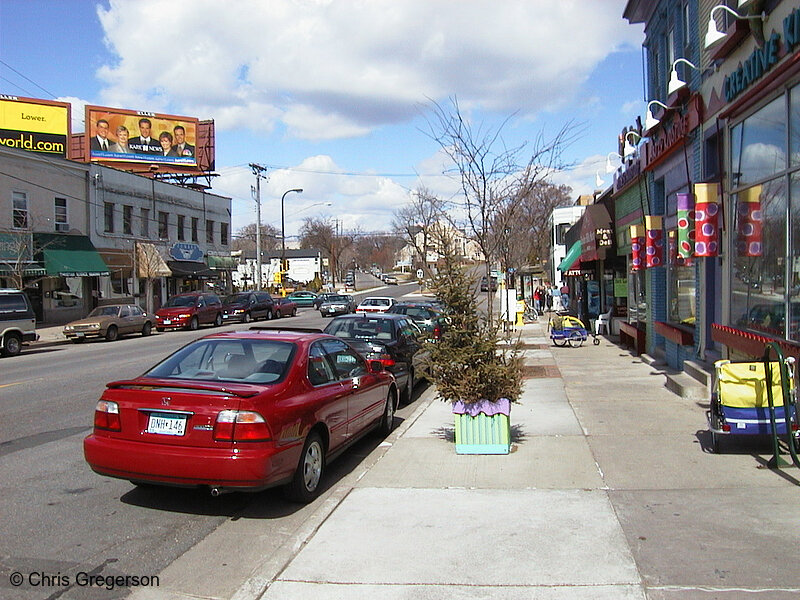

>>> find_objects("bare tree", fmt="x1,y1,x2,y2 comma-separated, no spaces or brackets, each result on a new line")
136,242,170,314
426,97,578,323
491,180,573,276
298,217,356,286
392,186,444,279
232,222,280,255
353,233,404,273
0,229,44,291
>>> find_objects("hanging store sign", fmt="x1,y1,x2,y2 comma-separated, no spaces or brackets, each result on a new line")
169,243,204,262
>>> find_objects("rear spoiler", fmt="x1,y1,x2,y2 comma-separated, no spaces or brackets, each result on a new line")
105,379,261,398
248,326,323,333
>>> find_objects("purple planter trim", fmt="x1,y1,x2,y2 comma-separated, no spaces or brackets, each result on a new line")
451,398,511,417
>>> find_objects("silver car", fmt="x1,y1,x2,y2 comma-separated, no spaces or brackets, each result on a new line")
319,294,357,317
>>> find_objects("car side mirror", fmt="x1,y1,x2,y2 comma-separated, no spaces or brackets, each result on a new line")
369,360,385,373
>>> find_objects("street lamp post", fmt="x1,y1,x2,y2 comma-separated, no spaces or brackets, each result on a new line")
280,188,303,292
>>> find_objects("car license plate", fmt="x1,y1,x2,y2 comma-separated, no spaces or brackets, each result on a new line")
163,319,172,325
147,412,186,436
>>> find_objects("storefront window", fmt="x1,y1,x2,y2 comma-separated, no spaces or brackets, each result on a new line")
789,174,800,341
628,270,646,325
668,263,695,326
730,96,785,188
731,177,786,337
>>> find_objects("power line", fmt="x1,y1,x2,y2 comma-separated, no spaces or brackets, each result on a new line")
0,59,59,99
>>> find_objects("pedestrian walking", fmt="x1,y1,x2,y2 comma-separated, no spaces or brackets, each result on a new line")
533,287,542,313
560,283,570,311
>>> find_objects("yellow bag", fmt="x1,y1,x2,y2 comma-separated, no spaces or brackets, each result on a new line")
715,360,793,408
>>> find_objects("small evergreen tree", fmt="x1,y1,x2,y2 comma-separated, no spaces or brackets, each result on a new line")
425,244,522,405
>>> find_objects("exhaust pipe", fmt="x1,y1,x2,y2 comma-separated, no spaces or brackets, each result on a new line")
210,487,222,497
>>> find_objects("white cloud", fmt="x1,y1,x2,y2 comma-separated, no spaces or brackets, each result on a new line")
56,96,90,133
96,0,641,139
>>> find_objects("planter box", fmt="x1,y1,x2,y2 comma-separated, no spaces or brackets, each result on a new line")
452,398,511,455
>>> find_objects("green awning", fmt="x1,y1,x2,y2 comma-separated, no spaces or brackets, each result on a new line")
35,233,110,277
557,241,582,272
207,255,238,269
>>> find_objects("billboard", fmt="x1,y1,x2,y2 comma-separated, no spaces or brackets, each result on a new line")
0,95,70,157
86,105,198,168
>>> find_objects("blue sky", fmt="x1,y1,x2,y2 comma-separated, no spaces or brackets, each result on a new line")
0,0,645,240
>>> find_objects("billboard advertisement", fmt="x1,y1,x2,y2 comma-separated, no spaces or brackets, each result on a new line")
85,105,198,168
0,95,70,157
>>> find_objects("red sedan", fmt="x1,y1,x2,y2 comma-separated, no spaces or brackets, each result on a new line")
275,297,298,318
84,328,398,502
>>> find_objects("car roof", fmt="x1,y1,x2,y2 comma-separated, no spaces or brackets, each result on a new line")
359,296,393,302
329,313,406,322
200,327,327,344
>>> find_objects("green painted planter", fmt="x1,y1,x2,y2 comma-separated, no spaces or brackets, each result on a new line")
452,398,511,455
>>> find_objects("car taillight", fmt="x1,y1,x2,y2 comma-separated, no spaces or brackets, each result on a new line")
377,352,395,368
94,400,121,431
433,324,442,339
214,410,272,442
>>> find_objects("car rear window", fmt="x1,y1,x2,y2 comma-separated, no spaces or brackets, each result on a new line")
325,318,394,340
145,339,296,384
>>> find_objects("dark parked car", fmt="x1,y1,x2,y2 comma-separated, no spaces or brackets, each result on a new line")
63,303,153,342
323,313,426,402
84,328,398,502
387,302,448,339
319,294,357,317
155,292,223,331
275,297,298,317
222,291,277,323
480,276,498,292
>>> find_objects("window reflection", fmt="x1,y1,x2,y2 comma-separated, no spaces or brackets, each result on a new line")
730,96,785,187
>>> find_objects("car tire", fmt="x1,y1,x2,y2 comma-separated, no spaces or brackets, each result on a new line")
188,317,199,331
403,368,415,403
2,333,22,356
105,326,119,342
214,313,223,327
380,389,396,436
244,312,252,323
265,309,273,321
285,431,325,503
141,322,152,336
291,307,297,317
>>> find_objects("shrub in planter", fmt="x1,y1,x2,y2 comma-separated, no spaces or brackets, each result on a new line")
425,264,522,454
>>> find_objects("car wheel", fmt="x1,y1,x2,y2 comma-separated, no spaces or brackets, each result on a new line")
188,317,199,331
403,368,415,403
105,325,119,342
244,312,252,323
214,313,223,327
285,431,325,503
291,307,297,317
141,322,152,336
380,389,396,436
265,309,273,320
2,333,22,356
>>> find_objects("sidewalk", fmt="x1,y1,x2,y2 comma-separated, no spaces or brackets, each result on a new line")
133,318,800,599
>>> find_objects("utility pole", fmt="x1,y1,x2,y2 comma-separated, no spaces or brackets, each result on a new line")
249,163,268,290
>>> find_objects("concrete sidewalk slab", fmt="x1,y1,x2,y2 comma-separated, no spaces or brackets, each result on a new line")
266,488,643,597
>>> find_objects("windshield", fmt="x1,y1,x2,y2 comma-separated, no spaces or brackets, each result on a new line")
325,295,350,303
88,306,121,317
145,338,295,384
164,295,198,308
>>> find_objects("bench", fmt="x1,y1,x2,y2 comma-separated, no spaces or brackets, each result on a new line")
619,321,646,355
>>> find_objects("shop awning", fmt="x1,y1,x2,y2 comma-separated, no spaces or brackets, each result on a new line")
558,241,582,272
167,260,216,279
207,255,238,269
35,233,110,277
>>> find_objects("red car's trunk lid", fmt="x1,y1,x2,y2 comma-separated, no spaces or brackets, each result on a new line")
100,378,260,448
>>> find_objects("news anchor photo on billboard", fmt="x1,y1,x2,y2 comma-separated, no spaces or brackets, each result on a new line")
85,105,198,169
0,95,70,157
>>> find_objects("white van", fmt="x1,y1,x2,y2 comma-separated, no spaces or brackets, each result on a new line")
0,289,39,356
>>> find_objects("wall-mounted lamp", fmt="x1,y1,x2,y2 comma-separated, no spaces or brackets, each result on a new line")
704,4,765,48
605,151,623,174
667,58,700,95
595,171,605,188
623,131,642,159
645,100,670,131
